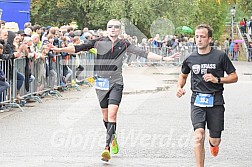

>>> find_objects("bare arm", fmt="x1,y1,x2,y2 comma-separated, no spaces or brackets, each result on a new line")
50,45,76,54
147,52,180,61
202,71,238,84
126,44,179,61
176,73,188,98
50,39,96,54
220,71,238,83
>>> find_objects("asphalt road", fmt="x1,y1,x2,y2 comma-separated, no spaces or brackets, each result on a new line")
0,61,251,167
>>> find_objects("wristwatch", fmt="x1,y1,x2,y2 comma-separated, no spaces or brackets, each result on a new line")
217,77,221,83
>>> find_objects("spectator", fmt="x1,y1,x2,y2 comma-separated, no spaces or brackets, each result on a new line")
31,33,42,52
239,18,246,34
45,34,57,93
243,18,247,33
22,36,36,86
0,29,25,99
233,42,239,61
214,40,220,50
0,43,10,111
33,24,42,36
69,36,85,82
248,42,252,62
24,22,32,29
223,38,229,56
249,16,252,35
24,27,32,37
229,41,234,60
138,38,148,66
60,38,72,84
17,30,25,42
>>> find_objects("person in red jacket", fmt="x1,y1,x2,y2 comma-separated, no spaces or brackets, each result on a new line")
233,43,239,61
239,18,246,34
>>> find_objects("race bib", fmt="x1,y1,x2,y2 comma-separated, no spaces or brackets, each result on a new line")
194,93,214,107
95,78,109,90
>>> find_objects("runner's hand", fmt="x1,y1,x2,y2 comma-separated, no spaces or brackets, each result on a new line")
202,73,218,83
163,52,180,61
176,87,186,98
170,52,180,58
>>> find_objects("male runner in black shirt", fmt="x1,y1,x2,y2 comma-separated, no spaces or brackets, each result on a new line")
51,19,180,162
176,24,238,167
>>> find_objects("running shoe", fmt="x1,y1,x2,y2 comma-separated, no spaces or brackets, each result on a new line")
101,146,111,162
210,145,219,157
111,134,119,154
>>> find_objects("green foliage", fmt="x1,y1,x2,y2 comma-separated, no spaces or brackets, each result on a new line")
191,0,228,40
239,0,252,16
163,0,198,27
30,0,235,40
232,0,252,22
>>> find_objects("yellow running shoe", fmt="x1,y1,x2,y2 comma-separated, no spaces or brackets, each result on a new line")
101,146,111,162
111,134,119,154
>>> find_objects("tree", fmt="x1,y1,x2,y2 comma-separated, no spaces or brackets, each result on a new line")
30,0,236,40
191,0,228,40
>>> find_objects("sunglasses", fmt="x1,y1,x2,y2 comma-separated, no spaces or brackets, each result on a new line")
107,25,121,29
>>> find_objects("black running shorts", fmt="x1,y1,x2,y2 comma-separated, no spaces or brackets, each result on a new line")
96,83,124,108
191,104,225,138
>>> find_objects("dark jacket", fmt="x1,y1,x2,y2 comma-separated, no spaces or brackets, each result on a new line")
0,31,15,79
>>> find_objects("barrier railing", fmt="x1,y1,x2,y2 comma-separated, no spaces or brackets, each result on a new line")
0,51,97,111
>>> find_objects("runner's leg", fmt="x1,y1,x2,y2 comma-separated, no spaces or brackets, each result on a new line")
194,128,205,167
102,109,108,129
191,105,207,167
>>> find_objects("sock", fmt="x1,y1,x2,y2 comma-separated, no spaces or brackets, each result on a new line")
106,122,116,147
103,120,108,129
209,141,215,147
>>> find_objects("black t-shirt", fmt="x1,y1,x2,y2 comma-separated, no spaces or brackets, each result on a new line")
181,48,236,105
74,37,148,86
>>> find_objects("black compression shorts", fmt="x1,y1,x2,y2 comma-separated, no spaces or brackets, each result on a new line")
96,83,124,108
191,104,225,138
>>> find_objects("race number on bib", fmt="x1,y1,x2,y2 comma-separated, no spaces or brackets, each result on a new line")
95,78,109,90
194,93,214,107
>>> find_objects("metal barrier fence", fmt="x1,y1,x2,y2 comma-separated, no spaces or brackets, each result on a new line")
0,51,96,112
125,45,191,66
127,45,223,67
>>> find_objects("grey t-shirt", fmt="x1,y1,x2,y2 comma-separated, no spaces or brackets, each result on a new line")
75,37,148,87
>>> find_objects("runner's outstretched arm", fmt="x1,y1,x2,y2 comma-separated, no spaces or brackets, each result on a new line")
50,40,96,54
50,45,76,54
147,52,180,61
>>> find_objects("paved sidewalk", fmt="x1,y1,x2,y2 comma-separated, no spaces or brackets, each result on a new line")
122,64,180,93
